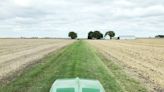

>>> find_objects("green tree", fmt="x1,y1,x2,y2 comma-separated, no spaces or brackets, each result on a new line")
88,31,93,39
68,31,77,39
105,31,115,39
87,31,103,39
93,31,103,39
155,35,164,38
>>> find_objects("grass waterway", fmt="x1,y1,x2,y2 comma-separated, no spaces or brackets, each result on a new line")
0,40,147,92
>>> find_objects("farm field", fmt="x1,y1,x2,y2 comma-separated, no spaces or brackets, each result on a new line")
87,39,164,92
0,40,147,92
0,39,75,81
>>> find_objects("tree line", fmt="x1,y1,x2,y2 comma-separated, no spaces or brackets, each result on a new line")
68,31,115,39
155,35,164,38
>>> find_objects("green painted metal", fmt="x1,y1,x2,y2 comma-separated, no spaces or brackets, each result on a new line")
50,78,105,92
82,88,100,92
56,88,75,92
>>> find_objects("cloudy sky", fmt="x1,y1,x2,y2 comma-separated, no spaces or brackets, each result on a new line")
0,0,164,38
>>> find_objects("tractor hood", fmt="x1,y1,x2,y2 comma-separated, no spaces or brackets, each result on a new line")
50,78,105,92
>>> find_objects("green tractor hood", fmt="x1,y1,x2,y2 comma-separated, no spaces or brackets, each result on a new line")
50,78,105,92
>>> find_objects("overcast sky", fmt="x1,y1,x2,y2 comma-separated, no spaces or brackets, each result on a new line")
0,0,164,38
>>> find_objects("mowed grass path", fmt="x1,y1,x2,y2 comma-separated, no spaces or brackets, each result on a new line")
0,41,147,92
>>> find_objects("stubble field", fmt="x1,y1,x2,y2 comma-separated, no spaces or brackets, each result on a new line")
0,39,163,92
0,40,147,92
0,39,74,82
87,39,164,92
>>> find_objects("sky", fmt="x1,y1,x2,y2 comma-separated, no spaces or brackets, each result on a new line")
0,0,164,38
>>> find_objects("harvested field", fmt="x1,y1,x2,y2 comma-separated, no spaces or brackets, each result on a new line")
0,41,147,92
0,39,75,81
87,39,164,92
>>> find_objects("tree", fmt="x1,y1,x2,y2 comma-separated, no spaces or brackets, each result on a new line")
155,35,164,38
87,31,103,39
93,31,103,39
88,31,93,39
105,31,115,39
68,31,77,39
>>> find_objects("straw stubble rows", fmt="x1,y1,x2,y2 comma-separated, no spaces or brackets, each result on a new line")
0,39,75,81
87,39,164,92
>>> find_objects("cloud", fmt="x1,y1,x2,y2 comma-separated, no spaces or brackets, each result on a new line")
0,0,164,38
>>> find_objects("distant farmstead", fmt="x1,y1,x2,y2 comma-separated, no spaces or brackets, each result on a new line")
118,35,136,40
